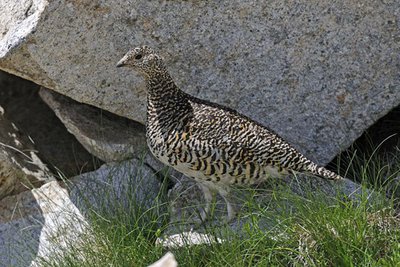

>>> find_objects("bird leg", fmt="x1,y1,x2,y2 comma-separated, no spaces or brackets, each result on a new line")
198,183,216,221
218,186,237,222
199,182,237,222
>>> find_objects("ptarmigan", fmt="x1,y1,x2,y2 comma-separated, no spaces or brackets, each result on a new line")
117,46,342,221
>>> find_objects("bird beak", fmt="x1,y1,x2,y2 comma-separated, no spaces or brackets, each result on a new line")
116,56,128,68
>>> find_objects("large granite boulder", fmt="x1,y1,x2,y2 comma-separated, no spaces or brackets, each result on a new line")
0,0,398,165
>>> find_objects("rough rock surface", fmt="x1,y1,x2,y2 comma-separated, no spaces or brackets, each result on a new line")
1,1,399,165
0,71,101,177
0,103,53,200
0,159,164,266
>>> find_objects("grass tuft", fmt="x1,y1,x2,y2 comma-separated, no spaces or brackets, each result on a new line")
35,146,400,267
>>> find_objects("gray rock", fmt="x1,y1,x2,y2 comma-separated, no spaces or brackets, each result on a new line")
283,174,364,201
0,104,53,200
69,158,166,218
0,158,164,266
0,181,87,267
0,1,399,165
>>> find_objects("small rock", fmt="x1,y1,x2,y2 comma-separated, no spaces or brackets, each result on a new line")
156,230,224,248
69,159,166,216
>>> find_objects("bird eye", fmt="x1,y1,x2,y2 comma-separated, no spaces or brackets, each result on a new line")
135,54,142,60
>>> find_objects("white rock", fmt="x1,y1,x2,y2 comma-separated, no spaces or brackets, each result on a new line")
156,230,224,248
147,252,178,267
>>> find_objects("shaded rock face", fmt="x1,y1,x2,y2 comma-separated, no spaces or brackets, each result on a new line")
0,1,398,165
39,87,148,163
0,71,101,177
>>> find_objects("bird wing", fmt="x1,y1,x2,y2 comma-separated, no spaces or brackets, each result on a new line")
188,101,309,172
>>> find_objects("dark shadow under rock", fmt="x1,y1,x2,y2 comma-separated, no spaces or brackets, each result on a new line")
0,71,101,177
0,105,52,199
329,105,400,173
328,105,400,197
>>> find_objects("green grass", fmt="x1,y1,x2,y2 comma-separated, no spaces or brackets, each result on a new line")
36,148,400,267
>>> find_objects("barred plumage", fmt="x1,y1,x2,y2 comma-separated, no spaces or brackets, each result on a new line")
117,46,342,221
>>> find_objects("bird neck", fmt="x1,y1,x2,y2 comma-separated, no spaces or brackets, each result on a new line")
146,71,187,103
146,71,193,129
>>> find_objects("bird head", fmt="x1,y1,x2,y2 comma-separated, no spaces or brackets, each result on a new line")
116,46,165,78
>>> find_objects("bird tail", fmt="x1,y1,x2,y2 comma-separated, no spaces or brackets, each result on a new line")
305,162,343,180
